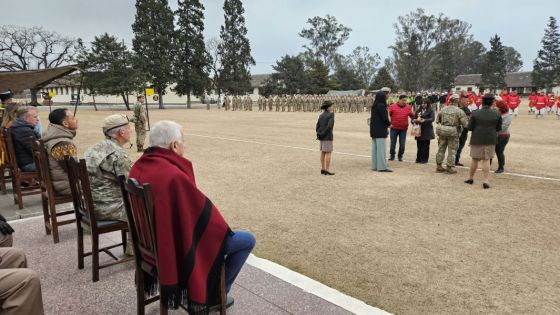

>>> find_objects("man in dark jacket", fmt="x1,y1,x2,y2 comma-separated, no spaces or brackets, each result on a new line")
10,106,40,171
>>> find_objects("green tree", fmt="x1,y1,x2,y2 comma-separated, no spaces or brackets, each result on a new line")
307,60,337,94
77,33,142,110
299,15,351,70
218,0,255,95
332,62,362,90
532,17,560,90
263,55,308,95
173,0,211,108
337,46,380,89
503,46,523,72
480,35,507,91
132,0,175,109
370,67,396,91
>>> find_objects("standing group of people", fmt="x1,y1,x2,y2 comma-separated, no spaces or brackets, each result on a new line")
317,87,513,188
527,90,560,118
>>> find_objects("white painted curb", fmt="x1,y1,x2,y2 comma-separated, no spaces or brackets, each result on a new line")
247,254,391,315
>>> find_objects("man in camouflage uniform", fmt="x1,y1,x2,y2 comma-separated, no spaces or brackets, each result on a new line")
224,95,231,111
133,95,147,152
435,94,468,174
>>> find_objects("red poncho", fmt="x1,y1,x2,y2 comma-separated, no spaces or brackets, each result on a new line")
129,147,231,310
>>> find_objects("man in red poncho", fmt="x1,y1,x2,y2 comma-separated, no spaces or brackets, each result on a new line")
475,90,483,109
528,91,537,114
129,120,255,311
535,91,548,118
499,89,510,105
547,93,556,114
507,90,521,117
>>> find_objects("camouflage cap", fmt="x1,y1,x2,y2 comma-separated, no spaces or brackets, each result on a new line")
102,114,130,135
450,93,460,100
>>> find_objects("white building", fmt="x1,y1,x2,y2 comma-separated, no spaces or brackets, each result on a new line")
454,71,560,95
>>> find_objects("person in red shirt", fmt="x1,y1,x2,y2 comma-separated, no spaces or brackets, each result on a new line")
547,93,556,114
388,95,415,161
507,90,521,117
444,89,453,106
535,91,548,118
499,89,510,105
528,91,537,114
475,90,483,109
556,96,560,118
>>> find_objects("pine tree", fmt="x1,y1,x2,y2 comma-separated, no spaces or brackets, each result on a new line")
480,35,507,91
173,0,211,108
532,17,560,91
217,0,255,95
370,67,396,91
132,0,175,109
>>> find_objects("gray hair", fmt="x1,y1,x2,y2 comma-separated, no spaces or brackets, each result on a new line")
149,120,184,148
16,106,37,119
105,125,128,138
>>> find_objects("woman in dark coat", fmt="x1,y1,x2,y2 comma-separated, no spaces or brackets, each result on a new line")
412,99,435,163
370,91,392,172
316,100,335,175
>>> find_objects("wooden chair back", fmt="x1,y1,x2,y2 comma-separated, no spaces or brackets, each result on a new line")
66,157,99,232
2,128,19,174
31,139,55,197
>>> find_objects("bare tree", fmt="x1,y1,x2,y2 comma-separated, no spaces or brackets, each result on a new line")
206,36,223,94
0,25,79,70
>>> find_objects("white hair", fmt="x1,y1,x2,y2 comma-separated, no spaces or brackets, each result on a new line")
105,125,128,138
149,120,184,148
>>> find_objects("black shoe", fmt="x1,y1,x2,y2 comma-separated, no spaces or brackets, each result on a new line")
464,179,474,185
495,168,504,174
483,183,490,189
398,158,403,162
455,162,464,166
324,170,335,175
388,157,395,161
321,169,327,175
379,169,393,172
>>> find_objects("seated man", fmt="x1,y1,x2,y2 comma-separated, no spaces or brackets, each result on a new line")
84,114,133,222
43,108,78,196
10,106,40,171
0,247,45,315
129,120,255,310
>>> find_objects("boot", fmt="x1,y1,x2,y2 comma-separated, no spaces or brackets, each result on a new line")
436,164,446,172
446,166,457,174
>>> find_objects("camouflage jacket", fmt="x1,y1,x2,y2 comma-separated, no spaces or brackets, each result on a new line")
133,102,146,126
436,104,468,133
84,139,132,218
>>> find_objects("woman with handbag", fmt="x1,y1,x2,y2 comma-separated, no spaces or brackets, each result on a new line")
413,99,435,163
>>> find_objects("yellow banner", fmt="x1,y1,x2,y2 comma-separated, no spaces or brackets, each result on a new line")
145,88,155,96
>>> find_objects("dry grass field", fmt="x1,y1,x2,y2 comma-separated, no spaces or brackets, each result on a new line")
39,104,560,314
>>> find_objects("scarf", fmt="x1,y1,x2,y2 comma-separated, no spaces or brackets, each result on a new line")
129,147,231,312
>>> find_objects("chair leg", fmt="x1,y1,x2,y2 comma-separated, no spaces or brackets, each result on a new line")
77,224,84,269
42,196,51,235
16,183,23,209
159,300,168,315
121,229,127,253
49,199,59,243
92,233,100,282
136,270,145,315
0,168,5,194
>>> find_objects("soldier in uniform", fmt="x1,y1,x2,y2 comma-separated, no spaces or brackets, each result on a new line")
224,95,231,111
257,95,263,111
268,95,274,111
84,114,134,255
133,95,147,152
435,94,468,174
248,95,253,111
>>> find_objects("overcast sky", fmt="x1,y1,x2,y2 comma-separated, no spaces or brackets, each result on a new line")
2,0,558,74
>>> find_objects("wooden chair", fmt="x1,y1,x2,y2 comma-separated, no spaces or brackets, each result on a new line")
65,157,132,282
31,139,75,243
1,128,41,208
0,110,12,194
119,176,227,315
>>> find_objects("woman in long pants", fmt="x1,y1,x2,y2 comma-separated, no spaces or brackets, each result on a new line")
413,99,435,163
370,90,392,172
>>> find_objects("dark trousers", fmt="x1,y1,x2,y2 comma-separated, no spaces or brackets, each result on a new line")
416,139,430,163
495,136,510,169
455,129,468,163
389,128,407,159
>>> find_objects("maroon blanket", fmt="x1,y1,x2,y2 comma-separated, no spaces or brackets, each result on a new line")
129,147,230,309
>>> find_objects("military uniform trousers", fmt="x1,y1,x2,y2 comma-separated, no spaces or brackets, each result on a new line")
135,124,146,151
0,248,44,315
436,136,459,167
0,234,13,248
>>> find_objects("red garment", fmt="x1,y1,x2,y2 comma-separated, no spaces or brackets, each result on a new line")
129,147,230,307
535,96,548,110
475,94,483,107
528,93,537,108
507,95,521,109
467,92,476,105
547,95,556,107
445,94,452,105
500,92,510,105
388,103,414,130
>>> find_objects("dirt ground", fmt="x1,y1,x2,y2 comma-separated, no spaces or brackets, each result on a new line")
38,103,560,314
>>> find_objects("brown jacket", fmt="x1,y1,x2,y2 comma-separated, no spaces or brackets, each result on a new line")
43,123,77,196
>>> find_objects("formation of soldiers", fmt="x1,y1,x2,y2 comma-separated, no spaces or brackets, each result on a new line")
222,94,376,113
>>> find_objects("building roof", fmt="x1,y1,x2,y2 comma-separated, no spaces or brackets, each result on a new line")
454,71,534,87
251,74,272,88
0,65,79,93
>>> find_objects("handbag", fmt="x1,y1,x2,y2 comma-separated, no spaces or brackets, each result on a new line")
411,124,421,137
